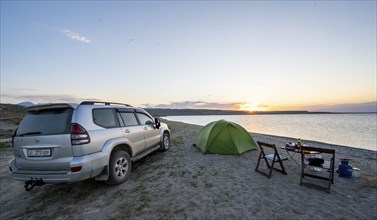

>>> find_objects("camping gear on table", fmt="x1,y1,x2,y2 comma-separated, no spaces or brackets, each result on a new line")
285,142,297,150
297,138,302,148
286,140,308,150
338,158,353,178
194,119,257,155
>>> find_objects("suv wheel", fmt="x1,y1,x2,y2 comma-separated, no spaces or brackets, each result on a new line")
106,150,132,186
160,132,170,151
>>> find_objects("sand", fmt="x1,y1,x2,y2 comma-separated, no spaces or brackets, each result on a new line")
0,120,376,219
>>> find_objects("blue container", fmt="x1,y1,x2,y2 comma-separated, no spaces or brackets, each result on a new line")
339,159,353,178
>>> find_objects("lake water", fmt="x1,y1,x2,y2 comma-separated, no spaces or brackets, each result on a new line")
163,114,377,151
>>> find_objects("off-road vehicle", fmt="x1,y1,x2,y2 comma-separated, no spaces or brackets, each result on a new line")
8,101,170,190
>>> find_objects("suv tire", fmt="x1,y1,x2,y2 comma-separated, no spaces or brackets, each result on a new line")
106,150,132,186
160,132,170,152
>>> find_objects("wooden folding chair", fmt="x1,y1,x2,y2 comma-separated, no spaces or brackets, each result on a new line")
255,141,288,178
300,146,335,193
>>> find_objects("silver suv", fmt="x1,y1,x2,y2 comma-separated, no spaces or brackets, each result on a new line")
8,101,170,190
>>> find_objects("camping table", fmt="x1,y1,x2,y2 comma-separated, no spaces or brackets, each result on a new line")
281,145,318,166
280,146,300,166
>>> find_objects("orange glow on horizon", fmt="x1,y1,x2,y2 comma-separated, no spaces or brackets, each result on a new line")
238,102,268,112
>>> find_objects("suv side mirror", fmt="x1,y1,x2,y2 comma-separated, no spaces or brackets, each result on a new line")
155,118,161,129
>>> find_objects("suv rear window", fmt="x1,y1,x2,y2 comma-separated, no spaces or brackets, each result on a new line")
17,108,73,136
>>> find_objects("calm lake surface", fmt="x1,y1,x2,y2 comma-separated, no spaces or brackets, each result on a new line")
164,114,377,151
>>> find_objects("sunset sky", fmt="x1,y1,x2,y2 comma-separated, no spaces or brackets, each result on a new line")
1,1,376,112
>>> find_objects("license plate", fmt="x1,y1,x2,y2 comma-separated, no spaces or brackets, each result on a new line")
28,149,51,157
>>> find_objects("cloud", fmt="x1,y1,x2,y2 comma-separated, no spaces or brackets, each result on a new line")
142,101,246,110
61,29,91,43
13,88,39,92
128,38,136,44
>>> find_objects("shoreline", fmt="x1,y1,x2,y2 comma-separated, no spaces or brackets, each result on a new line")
249,131,377,154
168,117,377,154
162,115,377,152
1,120,376,219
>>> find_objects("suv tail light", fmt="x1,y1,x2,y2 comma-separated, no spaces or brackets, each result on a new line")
71,123,90,145
71,166,82,172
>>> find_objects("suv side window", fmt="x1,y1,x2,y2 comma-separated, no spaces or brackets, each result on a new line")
93,109,117,128
136,113,154,125
117,114,125,127
119,112,139,127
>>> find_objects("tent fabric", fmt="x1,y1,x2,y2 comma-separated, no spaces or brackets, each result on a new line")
194,120,258,155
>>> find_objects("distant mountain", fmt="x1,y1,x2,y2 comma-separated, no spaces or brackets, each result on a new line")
17,102,34,107
0,103,26,114
308,102,377,113
145,108,251,117
144,108,310,117
0,104,27,125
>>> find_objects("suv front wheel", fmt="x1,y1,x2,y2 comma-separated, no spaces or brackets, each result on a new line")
160,132,170,151
106,150,132,186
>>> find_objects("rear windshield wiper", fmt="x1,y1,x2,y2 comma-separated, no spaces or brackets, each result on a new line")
17,131,42,136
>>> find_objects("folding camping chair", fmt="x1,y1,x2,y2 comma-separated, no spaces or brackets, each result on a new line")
255,141,288,178
300,146,335,193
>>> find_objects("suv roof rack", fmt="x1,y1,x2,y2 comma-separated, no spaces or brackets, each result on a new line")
80,101,133,107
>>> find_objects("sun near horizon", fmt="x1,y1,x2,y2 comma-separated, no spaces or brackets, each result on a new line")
238,102,268,112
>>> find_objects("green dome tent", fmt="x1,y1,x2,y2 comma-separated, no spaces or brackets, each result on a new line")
194,120,257,155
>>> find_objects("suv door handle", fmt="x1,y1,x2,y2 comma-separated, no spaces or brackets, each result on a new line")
143,127,148,130
125,129,131,133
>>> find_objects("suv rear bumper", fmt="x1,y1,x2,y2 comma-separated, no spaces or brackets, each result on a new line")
8,152,109,183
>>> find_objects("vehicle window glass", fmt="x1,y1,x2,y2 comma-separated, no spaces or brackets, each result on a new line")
17,108,73,136
120,112,139,126
136,113,154,125
93,109,117,128
117,113,125,127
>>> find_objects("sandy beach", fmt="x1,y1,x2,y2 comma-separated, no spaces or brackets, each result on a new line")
1,119,376,220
